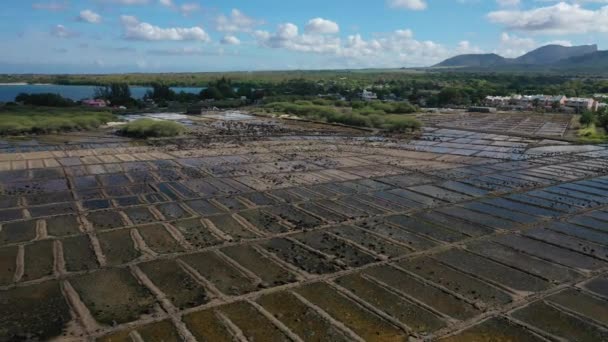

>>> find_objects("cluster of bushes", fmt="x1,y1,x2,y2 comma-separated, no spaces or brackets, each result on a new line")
263,101,421,132
94,83,138,107
580,108,608,130
15,93,74,107
351,101,418,114
0,107,115,135
578,108,608,142
119,119,185,138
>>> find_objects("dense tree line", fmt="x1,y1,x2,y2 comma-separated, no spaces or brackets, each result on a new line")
9,73,608,108
15,93,74,107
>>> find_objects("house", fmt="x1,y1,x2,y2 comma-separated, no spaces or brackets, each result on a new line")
565,97,597,112
516,95,567,109
484,96,511,107
361,90,378,101
82,99,108,108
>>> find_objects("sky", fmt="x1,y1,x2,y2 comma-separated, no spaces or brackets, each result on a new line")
1,0,607,73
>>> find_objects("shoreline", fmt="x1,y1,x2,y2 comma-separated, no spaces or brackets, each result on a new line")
0,83,53,86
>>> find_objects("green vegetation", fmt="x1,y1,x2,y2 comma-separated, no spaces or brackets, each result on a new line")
382,116,422,132
578,108,608,142
200,77,236,100
580,111,595,127
119,119,185,138
5,72,608,109
0,106,114,135
578,124,608,143
94,83,138,107
261,100,420,132
15,93,74,107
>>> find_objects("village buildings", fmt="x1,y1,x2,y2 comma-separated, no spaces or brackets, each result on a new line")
483,94,602,112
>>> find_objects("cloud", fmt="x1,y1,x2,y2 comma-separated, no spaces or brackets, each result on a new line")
51,24,78,38
77,10,102,24
221,35,241,45
120,15,210,41
495,32,536,57
159,0,172,6
545,40,572,47
254,23,341,54
216,9,263,33
179,3,200,16
32,1,68,11
455,40,483,54
305,18,339,34
387,0,427,10
487,2,608,34
253,23,470,67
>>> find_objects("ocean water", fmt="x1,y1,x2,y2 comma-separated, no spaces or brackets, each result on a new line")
0,84,204,102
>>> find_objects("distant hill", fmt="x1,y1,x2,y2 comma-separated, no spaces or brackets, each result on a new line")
431,44,606,72
514,44,597,65
433,53,506,68
554,51,608,69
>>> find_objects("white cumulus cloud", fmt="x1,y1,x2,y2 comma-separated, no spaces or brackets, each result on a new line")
488,2,608,34
305,18,339,34
221,35,241,45
216,9,263,33
388,0,427,10
179,3,200,16
120,15,210,41
77,10,102,24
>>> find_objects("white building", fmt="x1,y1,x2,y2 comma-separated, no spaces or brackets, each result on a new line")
484,96,512,107
565,97,598,112
361,90,378,101
516,95,567,108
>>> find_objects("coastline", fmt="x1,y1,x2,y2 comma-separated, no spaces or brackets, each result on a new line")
0,83,53,86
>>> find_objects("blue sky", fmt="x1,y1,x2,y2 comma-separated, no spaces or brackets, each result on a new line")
1,0,607,73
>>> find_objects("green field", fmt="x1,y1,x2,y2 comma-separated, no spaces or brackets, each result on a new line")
0,106,115,135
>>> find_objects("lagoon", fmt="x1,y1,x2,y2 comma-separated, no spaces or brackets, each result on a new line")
0,84,204,102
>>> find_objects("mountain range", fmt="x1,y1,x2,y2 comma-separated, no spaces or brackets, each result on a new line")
432,44,608,72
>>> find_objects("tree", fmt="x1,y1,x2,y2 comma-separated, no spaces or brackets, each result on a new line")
146,83,175,102
95,83,135,107
15,93,74,107
237,86,253,99
200,86,224,100
580,111,595,127
200,77,237,100
596,107,608,130
437,87,469,106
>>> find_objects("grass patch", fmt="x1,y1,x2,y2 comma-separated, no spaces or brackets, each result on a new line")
578,124,608,143
119,119,185,138
261,101,421,132
382,115,422,132
0,106,115,135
